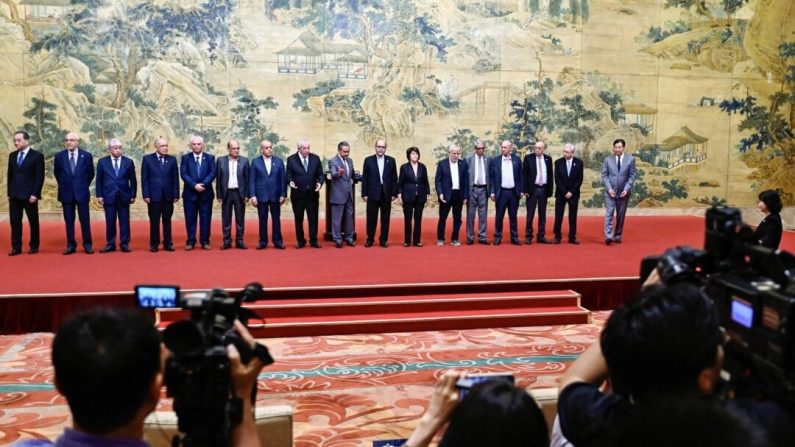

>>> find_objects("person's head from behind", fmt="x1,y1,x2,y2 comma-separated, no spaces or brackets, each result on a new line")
53,307,162,434
439,379,549,447
601,283,723,401
758,190,783,215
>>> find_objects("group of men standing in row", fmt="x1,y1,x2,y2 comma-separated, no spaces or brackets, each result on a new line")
7,130,636,255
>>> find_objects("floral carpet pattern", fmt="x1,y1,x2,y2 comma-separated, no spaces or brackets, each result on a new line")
0,313,607,446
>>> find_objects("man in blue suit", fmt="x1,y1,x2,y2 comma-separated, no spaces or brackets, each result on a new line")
7,131,45,256
141,137,179,252
96,139,137,252
489,140,524,245
54,132,94,255
180,135,216,250
434,144,469,246
249,140,287,249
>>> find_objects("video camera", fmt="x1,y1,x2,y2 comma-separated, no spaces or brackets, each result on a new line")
135,283,274,447
645,207,795,401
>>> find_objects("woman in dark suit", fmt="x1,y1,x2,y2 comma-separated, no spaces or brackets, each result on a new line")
753,190,783,249
397,147,430,247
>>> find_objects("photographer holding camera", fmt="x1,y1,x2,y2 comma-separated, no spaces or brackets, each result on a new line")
553,283,794,446
15,308,267,447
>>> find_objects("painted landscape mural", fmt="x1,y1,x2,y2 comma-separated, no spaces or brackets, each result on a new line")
0,0,792,213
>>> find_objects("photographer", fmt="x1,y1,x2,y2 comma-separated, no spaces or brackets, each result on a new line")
15,308,266,447
554,283,793,446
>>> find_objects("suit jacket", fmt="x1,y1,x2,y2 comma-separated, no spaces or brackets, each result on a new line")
361,154,397,201
95,156,137,205
554,156,584,198
601,153,637,194
328,154,355,205
489,154,524,199
435,159,470,201
523,153,554,197
286,152,324,199
181,152,216,202
216,155,250,200
249,156,287,203
54,149,95,204
7,148,45,200
753,213,782,250
397,162,430,204
466,153,491,187
141,153,179,202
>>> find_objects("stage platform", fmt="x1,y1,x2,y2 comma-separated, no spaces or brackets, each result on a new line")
1,214,791,334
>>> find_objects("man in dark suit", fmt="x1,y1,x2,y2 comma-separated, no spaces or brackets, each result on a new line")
601,138,637,245
361,138,397,247
553,143,584,244
434,144,469,246
54,132,94,255
523,140,554,244
249,140,287,249
489,140,524,245
7,131,45,256
328,141,356,248
216,140,249,250
141,137,179,252
180,135,216,250
95,139,137,252
465,140,491,245
286,139,324,249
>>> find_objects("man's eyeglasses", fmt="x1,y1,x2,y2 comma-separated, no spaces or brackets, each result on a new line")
376,145,386,149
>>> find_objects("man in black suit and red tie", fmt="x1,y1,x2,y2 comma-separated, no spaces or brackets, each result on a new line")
361,138,398,248
552,143,584,244
141,137,179,252
96,139,137,253
286,139,324,249
523,140,554,244
7,131,45,256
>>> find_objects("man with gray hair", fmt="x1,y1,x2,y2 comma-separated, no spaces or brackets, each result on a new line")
552,143,583,244
180,135,216,250
141,137,179,252
96,139,137,252
54,132,95,254
435,144,469,246
465,140,491,245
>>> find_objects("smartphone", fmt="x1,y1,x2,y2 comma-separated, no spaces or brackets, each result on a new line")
135,285,180,309
456,373,515,399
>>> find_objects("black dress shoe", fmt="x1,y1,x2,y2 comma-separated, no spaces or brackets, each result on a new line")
605,238,613,245
511,239,522,246
186,244,195,251
164,245,175,251
614,239,622,244
310,241,321,249
403,242,410,247
553,239,562,244
236,243,248,250
84,247,94,254
296,241,306,249
120,245,131,252
221,243,231,250
274,243,286,250
345,240,355,247
63,247,76,255
335,241,343,248
413,242,423,247
569,239,580,245
9,249,21,256
150,247,159,252
494,239,501,246
100,245,116,253
201,244,211,250
478,239,490,245
257,243,267,250
27,248,38,254
380,241,389,248
537,238,551,244
524,237,533,245
364,240,374,247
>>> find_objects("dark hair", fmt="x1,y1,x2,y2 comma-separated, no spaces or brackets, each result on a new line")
438,380,549,447
406,146,420,160
14,130,30,141
759,190,783,214
613,138,626,147
52,308,161,434
600,283,722,400
337,141,350,151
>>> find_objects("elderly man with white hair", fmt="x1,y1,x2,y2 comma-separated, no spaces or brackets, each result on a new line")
96,138,137,252
180,135,217,250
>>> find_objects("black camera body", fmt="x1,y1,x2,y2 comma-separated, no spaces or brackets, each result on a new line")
135,283,273,447
649,207,795,401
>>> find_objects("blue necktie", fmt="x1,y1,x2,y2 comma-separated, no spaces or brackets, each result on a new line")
195,157,201,176
17,152,24,167
114,158,120,176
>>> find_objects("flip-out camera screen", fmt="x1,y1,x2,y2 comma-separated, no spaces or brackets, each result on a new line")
730,298,754,329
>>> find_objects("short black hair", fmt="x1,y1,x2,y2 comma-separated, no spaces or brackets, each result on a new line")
613,138,626,147
759,190,783,214
600,283,722,400
438,380,549,447
14,130,30,141
337,141,350,151
406,146,420,160
52,308,161,434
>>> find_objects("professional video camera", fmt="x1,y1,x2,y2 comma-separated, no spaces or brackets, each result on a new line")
645,207,795,402
135,283,274,447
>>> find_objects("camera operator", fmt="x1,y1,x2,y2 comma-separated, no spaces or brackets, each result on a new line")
15,308,266,447
553,283,794,447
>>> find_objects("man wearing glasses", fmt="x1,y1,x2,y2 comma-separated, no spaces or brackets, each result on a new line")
361,138,397,247
54,132,94,254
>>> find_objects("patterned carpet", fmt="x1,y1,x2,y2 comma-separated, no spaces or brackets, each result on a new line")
0,313,608,446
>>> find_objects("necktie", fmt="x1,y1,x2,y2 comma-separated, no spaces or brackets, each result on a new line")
617,156,621,172
70,152,76,173
159,156,164,166
477,157,483,185
114,158,120,176
536,157,544,186
343,157,349,179
303,156,308,172
567,160,571,176
17,152,24,167
196,156,201,176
